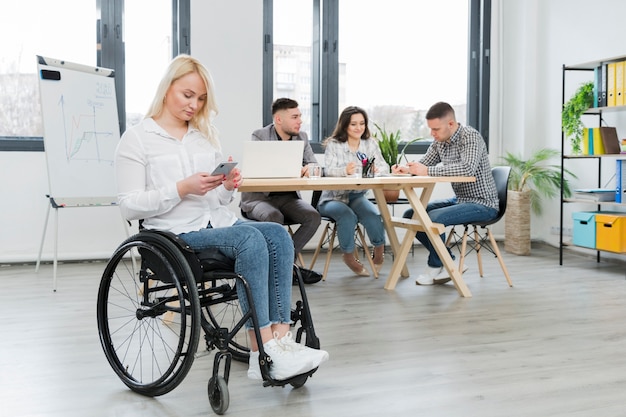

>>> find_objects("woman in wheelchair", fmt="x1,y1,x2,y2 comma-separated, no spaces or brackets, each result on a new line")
114,54,328,382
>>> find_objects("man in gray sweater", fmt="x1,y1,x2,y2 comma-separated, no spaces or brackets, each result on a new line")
240,98,322,284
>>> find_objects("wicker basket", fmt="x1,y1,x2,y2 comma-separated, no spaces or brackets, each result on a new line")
504,190,531,255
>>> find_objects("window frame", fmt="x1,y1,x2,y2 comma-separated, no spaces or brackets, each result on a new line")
2,1,488,153
263,0,491,155
0,0,189,152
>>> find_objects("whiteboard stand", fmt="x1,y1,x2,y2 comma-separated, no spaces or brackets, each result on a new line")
35,56,123,291
35,195,129,292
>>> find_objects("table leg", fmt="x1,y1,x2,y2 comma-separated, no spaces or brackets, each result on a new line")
405,187,472,298
383,225,417,290
372,189,410,286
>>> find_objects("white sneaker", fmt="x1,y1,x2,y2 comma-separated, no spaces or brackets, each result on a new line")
247,350,262,380
263,337,315,380
416,266,443,285
416,265,468,285
277,331,329,369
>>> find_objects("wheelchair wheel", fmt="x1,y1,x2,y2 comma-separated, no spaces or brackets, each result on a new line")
97,233,201,397
202,278,250,363
207,375,229,415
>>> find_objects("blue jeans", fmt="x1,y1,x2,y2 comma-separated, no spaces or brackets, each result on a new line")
403,197,498,268
179,220,293,330
318,193,386,253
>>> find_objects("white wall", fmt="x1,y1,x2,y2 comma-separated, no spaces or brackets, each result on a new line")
0,152,127,263
3,0,626,264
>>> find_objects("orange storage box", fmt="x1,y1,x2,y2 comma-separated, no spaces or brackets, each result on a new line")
595,213,626,253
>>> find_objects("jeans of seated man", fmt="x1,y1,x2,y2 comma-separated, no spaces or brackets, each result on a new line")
403,197,498,268
244,193,321,258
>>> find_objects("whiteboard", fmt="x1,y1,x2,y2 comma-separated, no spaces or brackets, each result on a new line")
37,55,121,207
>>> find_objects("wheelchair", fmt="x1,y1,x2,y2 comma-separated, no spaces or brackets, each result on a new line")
96,229,322,415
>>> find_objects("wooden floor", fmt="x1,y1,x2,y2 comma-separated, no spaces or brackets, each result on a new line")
1,243,625,417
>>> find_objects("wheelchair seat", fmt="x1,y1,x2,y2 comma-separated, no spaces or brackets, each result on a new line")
196,247,236,271
96,228,321,415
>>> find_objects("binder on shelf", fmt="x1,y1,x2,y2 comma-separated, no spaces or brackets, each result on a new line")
607,62,616,106
601,64,607,107
617,61,625,106
594,64,607,107
592,127,605,154
593,66,600,107
599,126,621,154
616,159,626,203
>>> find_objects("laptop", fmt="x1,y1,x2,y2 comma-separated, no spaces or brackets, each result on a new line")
242,140,304,178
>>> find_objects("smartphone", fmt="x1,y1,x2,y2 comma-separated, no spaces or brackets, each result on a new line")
211,162,238,176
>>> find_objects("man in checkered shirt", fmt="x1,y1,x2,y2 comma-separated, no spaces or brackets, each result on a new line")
399,102,499,285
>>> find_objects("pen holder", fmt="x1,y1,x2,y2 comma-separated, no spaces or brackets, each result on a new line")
362,161,375,178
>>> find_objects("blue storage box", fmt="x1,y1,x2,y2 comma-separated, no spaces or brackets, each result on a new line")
572,212,598,248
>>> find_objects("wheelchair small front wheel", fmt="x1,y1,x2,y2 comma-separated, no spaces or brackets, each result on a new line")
208,375,229,415
289,374,308,389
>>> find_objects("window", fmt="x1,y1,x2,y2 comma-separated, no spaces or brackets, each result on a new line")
123,0,174,129
338,0,469,141
271,0,314,138
0,0,189,151
268,0,491,153
0,0,95,151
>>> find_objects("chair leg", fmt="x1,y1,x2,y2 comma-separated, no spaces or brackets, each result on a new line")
445,226,456,247
309,223,330,274
459,226,468,273
355,225,378,278
322,225,338,281
474,226,485,277
487,229,513,287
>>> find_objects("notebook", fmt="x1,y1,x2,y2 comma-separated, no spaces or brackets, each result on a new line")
242,140,304,178
599,127,621,154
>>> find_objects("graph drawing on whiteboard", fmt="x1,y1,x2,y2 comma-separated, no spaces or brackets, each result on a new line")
37,55,121,206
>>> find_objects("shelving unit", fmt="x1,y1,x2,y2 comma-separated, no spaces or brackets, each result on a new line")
560,57,626,265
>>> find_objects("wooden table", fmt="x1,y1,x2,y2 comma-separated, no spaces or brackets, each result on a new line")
238,175,476,297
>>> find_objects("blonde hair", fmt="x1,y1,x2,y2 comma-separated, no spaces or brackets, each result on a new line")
146,54,220,148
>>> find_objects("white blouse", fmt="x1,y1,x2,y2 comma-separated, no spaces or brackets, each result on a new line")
115,118,237,234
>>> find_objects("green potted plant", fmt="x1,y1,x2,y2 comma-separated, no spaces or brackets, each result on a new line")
373,123,424,202
373,122,401,170
501,148,577,255
562,81,594,155
373,123,425,169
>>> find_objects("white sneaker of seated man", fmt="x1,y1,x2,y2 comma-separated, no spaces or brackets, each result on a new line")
416,265,469,286
248,331,329,380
